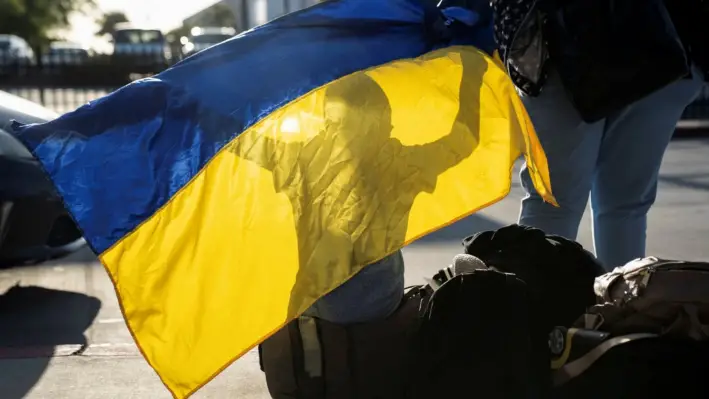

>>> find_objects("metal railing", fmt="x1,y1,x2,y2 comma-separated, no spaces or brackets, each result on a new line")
0,47,181,114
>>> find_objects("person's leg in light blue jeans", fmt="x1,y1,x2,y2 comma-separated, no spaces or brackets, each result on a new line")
302,250,405,324
590,69,703,267
519,68,605,242
519,66,703,269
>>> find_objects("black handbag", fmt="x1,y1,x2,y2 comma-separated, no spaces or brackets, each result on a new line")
544,0,690,123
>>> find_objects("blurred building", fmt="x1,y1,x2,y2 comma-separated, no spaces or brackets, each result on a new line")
183,1,242,31
238,0,323,28
183,0,323,32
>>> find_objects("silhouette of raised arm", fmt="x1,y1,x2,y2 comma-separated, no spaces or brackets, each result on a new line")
228,130,301,172
407,55,484,175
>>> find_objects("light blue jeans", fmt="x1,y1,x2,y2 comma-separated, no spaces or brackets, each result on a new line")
303,250,405,324
519,66,704,270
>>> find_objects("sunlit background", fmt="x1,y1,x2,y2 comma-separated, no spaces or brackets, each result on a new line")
1,0,707,120
0,0,327,114
67,1,219,52
63,0,288,53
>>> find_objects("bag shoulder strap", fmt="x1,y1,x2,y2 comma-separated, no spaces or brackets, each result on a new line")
258,316,329,399
552,330,657,386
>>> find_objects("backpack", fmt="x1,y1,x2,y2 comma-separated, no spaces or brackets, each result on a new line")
409,268,549,399
462,224,605,333
550,257,709,398
581,256,709,339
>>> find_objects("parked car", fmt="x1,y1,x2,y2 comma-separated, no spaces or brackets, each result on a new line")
0,34,36,75
111,24,172,74
0,90,86,266
41,42,90,67
180,27,236,58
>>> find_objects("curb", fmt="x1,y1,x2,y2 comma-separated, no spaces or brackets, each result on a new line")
675,120,709,136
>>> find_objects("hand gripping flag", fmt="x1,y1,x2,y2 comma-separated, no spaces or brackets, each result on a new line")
12,0,556,397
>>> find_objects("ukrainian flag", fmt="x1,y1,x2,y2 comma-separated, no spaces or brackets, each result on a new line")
12,0,555,397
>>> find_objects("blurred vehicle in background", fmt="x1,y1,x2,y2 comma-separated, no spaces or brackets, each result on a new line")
0,90,86,266
111,24,172,74
41,42,90,67
0,35,36,75
180,27,236,58
41,42,91,76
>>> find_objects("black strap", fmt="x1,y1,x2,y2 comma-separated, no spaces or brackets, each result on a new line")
258,344,264,372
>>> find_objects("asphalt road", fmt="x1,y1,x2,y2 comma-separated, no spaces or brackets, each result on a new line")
0,137,707,399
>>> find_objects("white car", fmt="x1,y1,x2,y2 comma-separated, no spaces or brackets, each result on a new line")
0,91,86,265
41,42,90,67
0,34,36,74
111,26,172,74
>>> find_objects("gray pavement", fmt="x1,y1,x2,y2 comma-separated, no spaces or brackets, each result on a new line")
0,137,707,399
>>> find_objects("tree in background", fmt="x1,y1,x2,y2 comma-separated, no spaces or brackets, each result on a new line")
97,11,130,37
0,0,95,49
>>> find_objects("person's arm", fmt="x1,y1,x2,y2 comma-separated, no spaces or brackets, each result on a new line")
407,54,488,174
227,131,292,171
413,118,477,172
408,95,478,175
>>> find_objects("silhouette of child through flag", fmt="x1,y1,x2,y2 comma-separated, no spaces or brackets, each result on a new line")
230,61,484,317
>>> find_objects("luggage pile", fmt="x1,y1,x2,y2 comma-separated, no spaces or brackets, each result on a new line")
259,224,709,398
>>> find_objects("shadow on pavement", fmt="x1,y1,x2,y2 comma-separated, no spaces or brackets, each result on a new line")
0,285,101,399
415,213,506,243
672,131,709,141
658,173,709,191
43,246,98,265
0,246,98,271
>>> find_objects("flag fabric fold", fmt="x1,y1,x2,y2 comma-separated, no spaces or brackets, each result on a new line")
12,0,556,397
